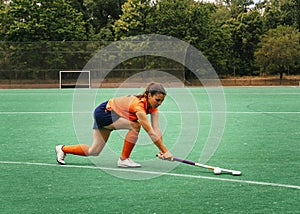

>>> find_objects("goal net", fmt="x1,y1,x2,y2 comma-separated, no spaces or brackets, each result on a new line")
59,71,90,88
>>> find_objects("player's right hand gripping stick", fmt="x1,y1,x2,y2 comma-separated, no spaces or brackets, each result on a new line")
157,151,174,161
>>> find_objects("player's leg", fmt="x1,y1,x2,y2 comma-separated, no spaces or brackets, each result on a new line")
117,129,141,168
88,128,111,156
55,128,111,165
105,118,142,167
104,117,141,156
56,100,115,164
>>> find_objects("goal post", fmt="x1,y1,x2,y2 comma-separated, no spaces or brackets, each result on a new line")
59,70,91,88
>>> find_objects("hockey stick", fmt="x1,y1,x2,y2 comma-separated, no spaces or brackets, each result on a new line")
157,155,241,176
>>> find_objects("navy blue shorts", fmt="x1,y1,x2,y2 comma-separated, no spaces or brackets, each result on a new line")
93,101,120,129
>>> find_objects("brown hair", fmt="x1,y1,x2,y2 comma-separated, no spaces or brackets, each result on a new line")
136,82,166,99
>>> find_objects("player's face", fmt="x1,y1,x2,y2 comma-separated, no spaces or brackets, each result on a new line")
148,93,165,108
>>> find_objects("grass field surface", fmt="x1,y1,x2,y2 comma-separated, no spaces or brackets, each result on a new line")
0,87,299,213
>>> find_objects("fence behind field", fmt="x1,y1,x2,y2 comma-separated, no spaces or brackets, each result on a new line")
1,41,299,88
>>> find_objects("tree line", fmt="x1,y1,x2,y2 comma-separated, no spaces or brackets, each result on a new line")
0,0,299,81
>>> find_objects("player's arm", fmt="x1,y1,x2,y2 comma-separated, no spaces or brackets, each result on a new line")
136,110,167,153
136,110,173,160
150,111,162,139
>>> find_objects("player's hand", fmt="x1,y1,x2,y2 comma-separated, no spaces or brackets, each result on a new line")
158,151,174,161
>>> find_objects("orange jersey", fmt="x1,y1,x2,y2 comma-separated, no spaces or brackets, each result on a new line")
106,95,158,121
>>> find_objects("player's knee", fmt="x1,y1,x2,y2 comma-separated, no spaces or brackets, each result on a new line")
88,147,102,156
89,150,101,156
131,122,141,133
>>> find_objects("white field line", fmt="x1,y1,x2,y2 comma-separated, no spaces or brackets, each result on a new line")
0,111,300,115
0,161,299,190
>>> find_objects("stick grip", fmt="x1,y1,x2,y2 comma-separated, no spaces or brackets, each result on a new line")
173,157,196,166
156,155,196,165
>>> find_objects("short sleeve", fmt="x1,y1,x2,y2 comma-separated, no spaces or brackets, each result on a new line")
129,98,146,113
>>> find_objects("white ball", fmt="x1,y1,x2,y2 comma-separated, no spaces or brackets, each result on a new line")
214,167,221,175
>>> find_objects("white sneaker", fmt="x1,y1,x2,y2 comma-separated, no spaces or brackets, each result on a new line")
55,145,66,165
118,158,141,168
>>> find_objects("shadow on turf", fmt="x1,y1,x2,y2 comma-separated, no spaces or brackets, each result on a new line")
58,161,234,177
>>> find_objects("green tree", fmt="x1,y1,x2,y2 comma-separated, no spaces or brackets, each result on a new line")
81,0,126,40
0,0,91,82
263,0,300,30
212,1,232,23
0,2,8,39
113,0,234,75
147,0,195,39
223,0,254,18
113,0,151,39
2,0,87,41
223,10,264,75
186,2,232,74
254,25,300,79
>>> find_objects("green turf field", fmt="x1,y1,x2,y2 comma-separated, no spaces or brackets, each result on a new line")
0,87,299,213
